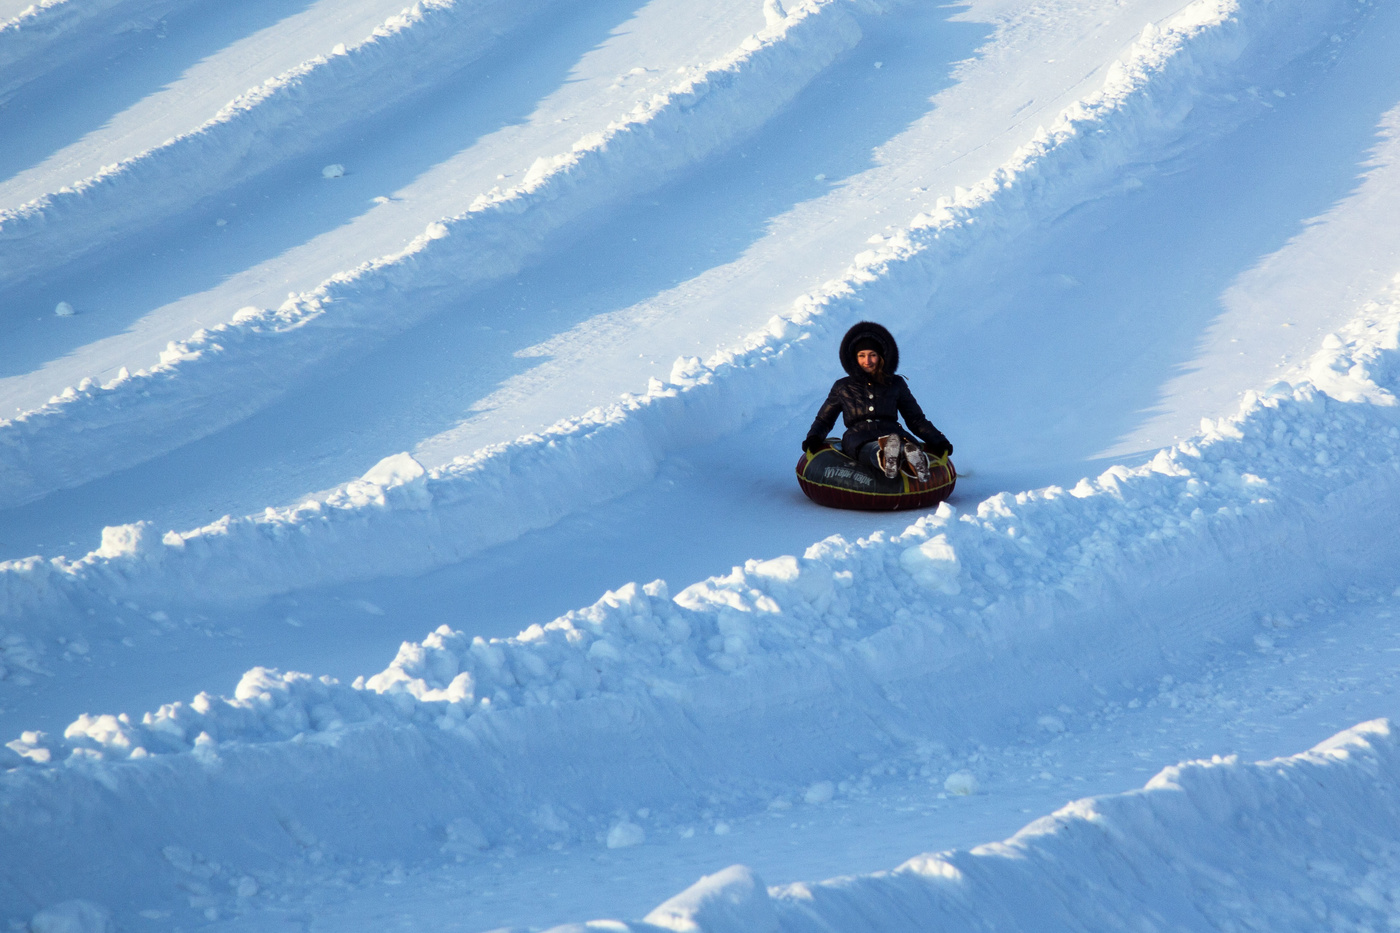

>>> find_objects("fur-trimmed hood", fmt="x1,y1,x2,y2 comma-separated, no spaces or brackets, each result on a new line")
838,321,900,378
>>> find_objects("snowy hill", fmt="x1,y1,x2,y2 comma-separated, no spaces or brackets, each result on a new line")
3,0,1400,928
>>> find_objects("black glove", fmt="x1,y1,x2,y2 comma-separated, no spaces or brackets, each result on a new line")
802,436,825,454
927,433,952,459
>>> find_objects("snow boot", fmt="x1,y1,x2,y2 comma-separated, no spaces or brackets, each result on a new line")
877,434,902,479
903,442,931,482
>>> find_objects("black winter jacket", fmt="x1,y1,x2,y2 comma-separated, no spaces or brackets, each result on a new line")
803,322,951,458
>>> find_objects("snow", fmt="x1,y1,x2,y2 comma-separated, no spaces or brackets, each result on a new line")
4,0,1400,928
585,720,1400,933
643,865,777,933
942,771,978,796
0,0,192,103
12,266,1400,763
0,0,856,507
607,821,648,850
27,900,112,933
2,0,1364,601
0,0,566,282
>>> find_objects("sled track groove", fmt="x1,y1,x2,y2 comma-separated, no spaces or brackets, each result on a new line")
0,0,200,102
645,724,1400,933
0,0,574,283
0,0,1360,610
0,0,863,510
4,270,1400,925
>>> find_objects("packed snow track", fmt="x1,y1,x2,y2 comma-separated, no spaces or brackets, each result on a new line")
3,0,1400,929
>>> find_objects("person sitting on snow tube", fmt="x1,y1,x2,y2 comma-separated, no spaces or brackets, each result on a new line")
802,321,952,481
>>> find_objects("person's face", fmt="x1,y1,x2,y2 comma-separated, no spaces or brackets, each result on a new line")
857,349,881,373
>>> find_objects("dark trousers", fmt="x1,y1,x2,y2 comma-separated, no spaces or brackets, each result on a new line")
858,440,887,472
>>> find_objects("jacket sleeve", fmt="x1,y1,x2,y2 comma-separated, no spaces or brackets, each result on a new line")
897,377,952,456
803,383,843,451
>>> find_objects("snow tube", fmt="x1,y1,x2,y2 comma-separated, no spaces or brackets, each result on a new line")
796,439,955,511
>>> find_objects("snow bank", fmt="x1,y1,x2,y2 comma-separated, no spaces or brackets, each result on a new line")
0,0,566,283
15,268,1400,755
644,865,778,933
5,269,1400,921
0,0,862,508
0,0,193,104
562,720,1400,932
0,0,1361,606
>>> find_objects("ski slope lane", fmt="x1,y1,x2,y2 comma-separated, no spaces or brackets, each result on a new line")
588,722,1400,933
0,0,577,285
0,0,205,103
5,287,1400,926
0,0,1371,612
431,0,1400,482
0,0,411,198
0,0,854,509
0,0,1248,512
6,131,1400,933
0,0,988,556
0,0,1205,517
0,0,1391,747
5,1,1400,931
0,0,765,394
202,596,1400,933
3,1,1400,931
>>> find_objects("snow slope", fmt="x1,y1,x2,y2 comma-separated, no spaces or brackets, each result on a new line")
5,252,1400,928
0,0,566,282
624,720,1400,933
4,0,1400,928
0,0,204,103
0,0,856,505
0,0,1374,605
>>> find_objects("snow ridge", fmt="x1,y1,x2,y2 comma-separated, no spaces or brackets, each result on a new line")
0,0,1357,612
620,720,1400,933
13,272,1400,765
4,273,1400,927
0,0,192,103
0,0,565,282
0,0,863,508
